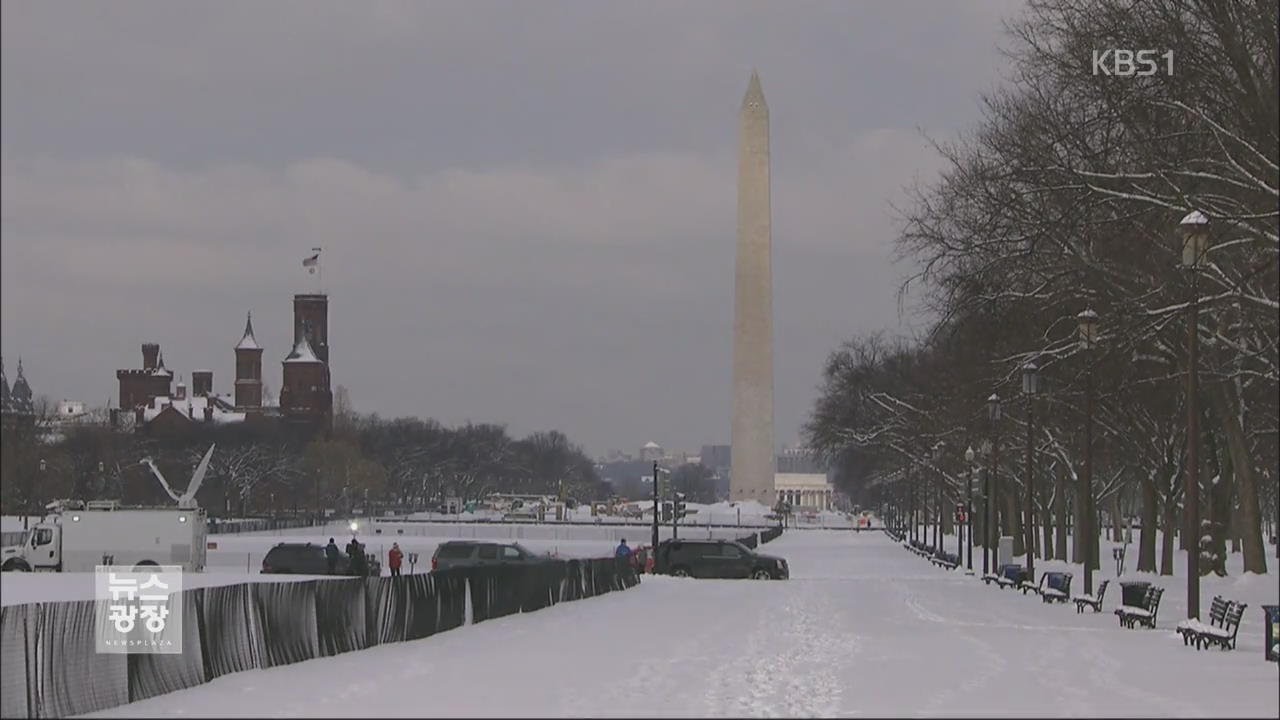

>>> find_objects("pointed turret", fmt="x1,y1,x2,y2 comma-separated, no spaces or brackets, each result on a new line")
1,357,11,413
284,331,321,364
9,357,34,415
235,312,261,350
234,311,265,409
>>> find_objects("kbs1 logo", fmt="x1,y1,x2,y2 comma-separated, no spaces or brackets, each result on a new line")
1092,49,1174,77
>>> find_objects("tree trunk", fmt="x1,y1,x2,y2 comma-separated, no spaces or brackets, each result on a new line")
1206,381,1268,574
1138,473,1157,572
1007,487,1024,556
1055,470,1068,561
1111,494,1124,542
1072,486,1083,564
1160,501,1177,576
1040,499,1053,560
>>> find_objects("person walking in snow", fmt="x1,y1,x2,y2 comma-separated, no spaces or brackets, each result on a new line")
325,537,341,575
388,542,404,578
615,538,632,560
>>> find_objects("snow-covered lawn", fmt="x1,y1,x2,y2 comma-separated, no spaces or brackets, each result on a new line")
79,529,1278,718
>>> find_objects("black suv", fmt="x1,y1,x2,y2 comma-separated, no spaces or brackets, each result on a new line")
654,539,788,580
261,542,382,576
430,540,551,570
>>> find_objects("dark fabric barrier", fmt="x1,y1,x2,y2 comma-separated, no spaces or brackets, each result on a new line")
128,589,206,703
365,575,411,645
36,600,130,719
314,579,369,657
1,605,33,720
738,534,758,549
402,573,440,641
199,583,263,681
760,527,783,543
252,582,320,669
433,570,468,633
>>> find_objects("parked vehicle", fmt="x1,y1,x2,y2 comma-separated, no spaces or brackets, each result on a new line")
653,538,788,580
260,542,382,576
430,540,552,570
1,500,208,572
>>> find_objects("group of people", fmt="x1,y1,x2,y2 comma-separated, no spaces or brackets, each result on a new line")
324,537,405,577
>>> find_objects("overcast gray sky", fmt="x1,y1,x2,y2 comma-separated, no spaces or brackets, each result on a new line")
1,0,1024,457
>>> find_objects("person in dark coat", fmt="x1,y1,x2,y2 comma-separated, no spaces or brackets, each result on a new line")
347,537,367,576
325,537,341,574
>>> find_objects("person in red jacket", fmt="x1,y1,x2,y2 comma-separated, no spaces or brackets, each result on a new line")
388,543,404,578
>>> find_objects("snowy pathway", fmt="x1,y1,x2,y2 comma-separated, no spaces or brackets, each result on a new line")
86,531,1279,718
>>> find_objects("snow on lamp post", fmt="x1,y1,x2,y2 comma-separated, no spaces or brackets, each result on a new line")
1022,360,1040,578
965,445,976,571
1077,308,1099,595
1178,210,1209,619
986,393,1002,575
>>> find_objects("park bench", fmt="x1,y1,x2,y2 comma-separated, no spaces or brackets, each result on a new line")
1176,595,1231,646
1071,579,1109,613
929,551,960,570
1193,601,1247,651
994,563,1027,589
1116,586,1164,629
1039,572,1073,604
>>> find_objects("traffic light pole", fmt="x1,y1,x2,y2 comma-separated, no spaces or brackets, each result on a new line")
672,484,679,540
651,461,659,551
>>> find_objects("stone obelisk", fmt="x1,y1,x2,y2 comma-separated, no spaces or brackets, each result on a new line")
730,70,774,505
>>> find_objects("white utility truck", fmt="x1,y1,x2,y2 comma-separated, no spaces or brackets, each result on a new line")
1,500,208,572
1,444,215,573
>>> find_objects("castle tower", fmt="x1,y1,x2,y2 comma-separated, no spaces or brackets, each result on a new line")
730,70,775,504
280,330,331,427
293,294,329,365
234,312,264,408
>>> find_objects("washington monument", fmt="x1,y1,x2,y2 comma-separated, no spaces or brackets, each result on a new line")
730,70,774,504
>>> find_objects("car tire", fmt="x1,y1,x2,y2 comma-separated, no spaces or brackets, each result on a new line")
2,558,31,572
672,566,691,577
134,560,159,572
751,568,772,580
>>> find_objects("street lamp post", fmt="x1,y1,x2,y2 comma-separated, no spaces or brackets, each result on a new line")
965,445,975,571
1179,210,1210,619
1022,361,1040,578
933,441,946,553
1077,308,1099,595
987,393,1002,574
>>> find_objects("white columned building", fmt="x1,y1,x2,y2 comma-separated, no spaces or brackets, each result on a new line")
774,473,834,511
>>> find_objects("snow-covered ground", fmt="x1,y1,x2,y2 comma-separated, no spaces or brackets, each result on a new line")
78,528,1278,718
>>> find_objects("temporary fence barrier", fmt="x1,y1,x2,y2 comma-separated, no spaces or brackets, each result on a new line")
0,557,639,718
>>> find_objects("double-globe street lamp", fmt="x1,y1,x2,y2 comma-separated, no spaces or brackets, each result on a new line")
1077,307,1099,595
1178,210,1210,619
1022,360,1040,578
987,393,1002,575
933,441,946,554
965,445,976,572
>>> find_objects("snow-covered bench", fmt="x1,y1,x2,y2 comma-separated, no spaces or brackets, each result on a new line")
1177,595,1231,646
1039,572,1072,604
1072,579,1109,613
1192,601,1247,651
1115,586,1164,629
